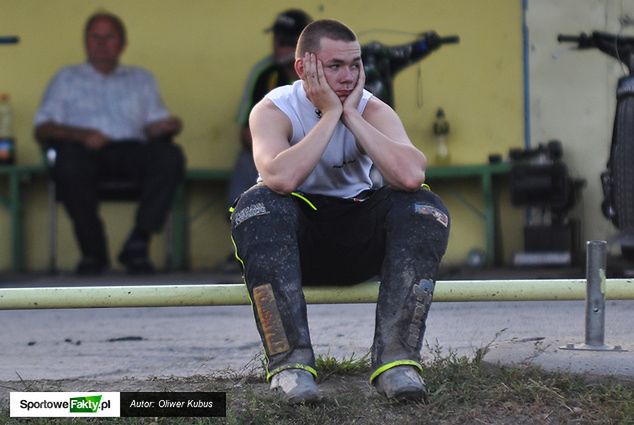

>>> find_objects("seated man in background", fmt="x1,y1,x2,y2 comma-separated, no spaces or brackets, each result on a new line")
231,19,450,403
219,9,312,273
34,11,185,275
228,9,312,210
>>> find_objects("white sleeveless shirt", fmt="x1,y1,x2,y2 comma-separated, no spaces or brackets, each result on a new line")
265,80,374,198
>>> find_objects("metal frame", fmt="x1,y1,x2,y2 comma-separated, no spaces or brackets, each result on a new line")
0,240,631,352
1,278,633,310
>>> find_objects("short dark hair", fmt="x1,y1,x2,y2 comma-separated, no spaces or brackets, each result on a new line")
295,19,357,58
84,12,127,45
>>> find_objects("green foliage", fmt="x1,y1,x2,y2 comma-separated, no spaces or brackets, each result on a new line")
315,352,371,379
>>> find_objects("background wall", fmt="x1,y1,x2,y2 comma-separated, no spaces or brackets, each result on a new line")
0,0,524,271
527,0,634,256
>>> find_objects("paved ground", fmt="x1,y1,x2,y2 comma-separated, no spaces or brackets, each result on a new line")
1,300,632,381
0,269,632,407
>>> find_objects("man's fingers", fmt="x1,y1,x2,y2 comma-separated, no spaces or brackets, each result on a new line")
310,54,320,84
358,61,366,86
316,58,325,84
304,52,314,78
305,53,324,88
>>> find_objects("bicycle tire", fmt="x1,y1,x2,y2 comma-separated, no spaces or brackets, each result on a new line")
611,94,634,258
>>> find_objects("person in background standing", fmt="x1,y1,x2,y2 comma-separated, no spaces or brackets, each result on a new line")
227,9,313,211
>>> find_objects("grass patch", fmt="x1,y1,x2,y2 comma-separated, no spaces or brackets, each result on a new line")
2,348,633,425
315,352,371,380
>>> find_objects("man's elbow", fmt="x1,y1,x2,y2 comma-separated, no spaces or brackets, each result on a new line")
401,176,426,192
394,169,426,192
262,176,298,196
34,124,50,144
401,155,427,191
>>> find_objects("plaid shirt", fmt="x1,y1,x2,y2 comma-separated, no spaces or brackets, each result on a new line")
34,63,170,141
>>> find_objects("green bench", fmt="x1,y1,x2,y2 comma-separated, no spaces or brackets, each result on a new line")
0,162,510,272
0,164,232,272
167,168,232,270
0,164,47,272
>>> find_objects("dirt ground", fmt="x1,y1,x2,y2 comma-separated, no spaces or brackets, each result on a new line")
1,297,633,422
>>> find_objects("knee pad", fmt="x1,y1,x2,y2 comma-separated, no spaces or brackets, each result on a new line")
372,278,436,366
252,283,291,356
389,188,450,227
405,279,435,349
231,185,298,232
386,189,450,265
231,186,302,289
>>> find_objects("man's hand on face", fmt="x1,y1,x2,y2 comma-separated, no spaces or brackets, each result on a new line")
343,61,366,117
303,52,342,118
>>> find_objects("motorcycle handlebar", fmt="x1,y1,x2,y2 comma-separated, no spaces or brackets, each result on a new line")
557,34,583,43
0,36,19,44
558,31,634,48
557,32,596,49
557,31,634,70
439,35,460,44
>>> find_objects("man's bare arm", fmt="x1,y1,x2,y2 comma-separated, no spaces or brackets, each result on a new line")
251,99,340,194
343,98,427,191
251,53,344,195
144,116,182,140
34,121,109,150
341,64,425,191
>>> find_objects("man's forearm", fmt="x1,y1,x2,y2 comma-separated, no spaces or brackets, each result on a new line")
34,122,91,144
34,121,110,150
144,116,182,140
344,111,426,191
256,110,340,194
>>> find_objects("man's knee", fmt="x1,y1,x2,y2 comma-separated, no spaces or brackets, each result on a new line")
52,144,94,183
147,142,185,179
231,185,300,250
232,185,298,226
386,188,450,253
388,188,449,226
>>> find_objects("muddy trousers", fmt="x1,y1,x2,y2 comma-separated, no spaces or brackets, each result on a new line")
230,184,450,380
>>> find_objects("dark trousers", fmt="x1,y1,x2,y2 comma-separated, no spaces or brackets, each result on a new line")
231,184,450,379
226,149,258,212
52,141,185,261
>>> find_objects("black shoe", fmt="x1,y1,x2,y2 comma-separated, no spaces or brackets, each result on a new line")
118,250,155,274
118,240,155,275
76,257,108,275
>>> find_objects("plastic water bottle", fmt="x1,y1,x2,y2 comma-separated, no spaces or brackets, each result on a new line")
0,94,15,164
433,108,450,165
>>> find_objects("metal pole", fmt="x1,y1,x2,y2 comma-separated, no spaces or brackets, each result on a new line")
560,240,626,352
585,240,607,346
48,179,58,274
1,279,634,310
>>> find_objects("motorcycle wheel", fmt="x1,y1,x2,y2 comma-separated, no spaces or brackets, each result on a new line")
612,94,634,260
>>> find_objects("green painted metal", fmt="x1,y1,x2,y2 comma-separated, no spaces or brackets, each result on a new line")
0,163,510,272
0,164,47,272
426,162,511,267
0,279,633,310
